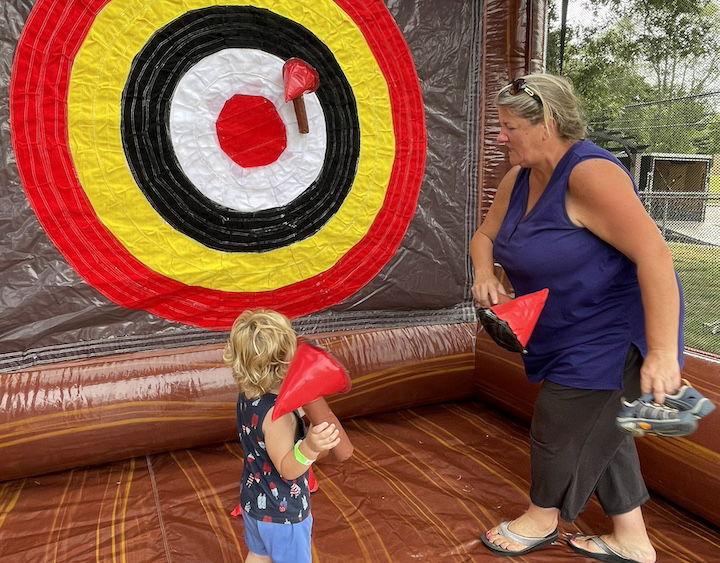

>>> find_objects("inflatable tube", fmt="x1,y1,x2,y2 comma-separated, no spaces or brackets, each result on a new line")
0,323,476,481
2,320,718,528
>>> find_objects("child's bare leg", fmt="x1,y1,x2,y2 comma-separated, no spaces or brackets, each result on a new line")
245,552,272,563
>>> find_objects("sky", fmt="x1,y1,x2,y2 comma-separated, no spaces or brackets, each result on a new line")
563,0,613,33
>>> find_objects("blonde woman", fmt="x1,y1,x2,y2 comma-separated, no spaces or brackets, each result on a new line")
471,74,684,562
224,310,340,563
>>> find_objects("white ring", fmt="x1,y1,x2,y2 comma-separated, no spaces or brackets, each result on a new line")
169,49,327,212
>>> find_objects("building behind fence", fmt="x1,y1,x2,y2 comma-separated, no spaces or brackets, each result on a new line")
589,92,720,355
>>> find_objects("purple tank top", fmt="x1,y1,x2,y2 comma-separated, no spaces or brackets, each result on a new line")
493,140,683,389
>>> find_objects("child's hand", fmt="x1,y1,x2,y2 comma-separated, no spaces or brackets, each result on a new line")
303,421,341,457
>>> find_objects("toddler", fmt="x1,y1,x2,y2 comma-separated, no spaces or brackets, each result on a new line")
224,310,341,563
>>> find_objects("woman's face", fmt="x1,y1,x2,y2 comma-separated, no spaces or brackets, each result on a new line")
496,106,545,167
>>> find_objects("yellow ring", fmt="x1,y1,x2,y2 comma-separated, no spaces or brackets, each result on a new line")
68,0,393,291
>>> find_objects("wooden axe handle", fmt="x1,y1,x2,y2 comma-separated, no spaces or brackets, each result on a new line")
292,96,309,134
303,397,353,462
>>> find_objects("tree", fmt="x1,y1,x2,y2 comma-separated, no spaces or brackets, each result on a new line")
620,94,715,153
547,7,651,123
547,0,720,151
591,0,720,95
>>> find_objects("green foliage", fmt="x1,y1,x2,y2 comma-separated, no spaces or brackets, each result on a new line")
710,176,720,195
547,9,649,122
619,95,715,153
692,114,720,154
547,0,720,120
671,242,720,355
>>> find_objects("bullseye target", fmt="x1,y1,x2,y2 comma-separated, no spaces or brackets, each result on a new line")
170,50,328,213
10,0,426,329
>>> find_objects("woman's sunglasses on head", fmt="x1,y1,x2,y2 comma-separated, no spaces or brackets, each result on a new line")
508,78,543,107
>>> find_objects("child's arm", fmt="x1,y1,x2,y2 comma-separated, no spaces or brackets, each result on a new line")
264,408,341,481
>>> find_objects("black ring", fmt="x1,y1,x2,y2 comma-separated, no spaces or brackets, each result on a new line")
121,6,359,251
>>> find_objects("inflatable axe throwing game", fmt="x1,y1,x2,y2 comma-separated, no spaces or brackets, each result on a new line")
4,1,720,560
273,339,354,461
478,288,549,354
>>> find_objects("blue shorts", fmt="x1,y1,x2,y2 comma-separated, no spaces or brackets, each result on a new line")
242,513,312,563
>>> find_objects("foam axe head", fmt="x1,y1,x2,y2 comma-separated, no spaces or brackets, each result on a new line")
272,339,351,421
283,58,319,102
478,288,549,353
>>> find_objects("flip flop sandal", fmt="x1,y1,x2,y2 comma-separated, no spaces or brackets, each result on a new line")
481,521,558,556
567,534,640,563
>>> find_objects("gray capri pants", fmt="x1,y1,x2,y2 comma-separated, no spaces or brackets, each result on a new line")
529,345,649,522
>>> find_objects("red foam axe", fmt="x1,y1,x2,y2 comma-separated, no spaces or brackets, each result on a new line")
478,288,549,354
272,339,353,462
283,58,319,134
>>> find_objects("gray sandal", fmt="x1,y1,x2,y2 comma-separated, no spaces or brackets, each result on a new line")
568,534,639,563
481,520,558,556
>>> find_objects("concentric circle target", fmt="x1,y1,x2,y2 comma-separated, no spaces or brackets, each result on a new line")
169,49,328,213
122,6,360,251
10,0,426,329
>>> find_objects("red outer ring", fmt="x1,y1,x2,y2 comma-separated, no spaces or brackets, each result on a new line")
10,0,426,329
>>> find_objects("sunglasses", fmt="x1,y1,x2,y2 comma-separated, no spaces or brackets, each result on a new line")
508,78,543,107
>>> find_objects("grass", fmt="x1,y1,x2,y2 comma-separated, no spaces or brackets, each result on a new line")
711,176,720,197
670,242,720,355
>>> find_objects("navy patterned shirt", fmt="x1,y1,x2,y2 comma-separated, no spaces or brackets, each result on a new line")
237,393,311,523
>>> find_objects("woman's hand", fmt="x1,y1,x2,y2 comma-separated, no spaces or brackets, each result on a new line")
640,349,681,404
472,272,509,308
303,421,341,458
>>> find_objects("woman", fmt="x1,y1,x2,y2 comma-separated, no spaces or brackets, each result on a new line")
471,73,683,563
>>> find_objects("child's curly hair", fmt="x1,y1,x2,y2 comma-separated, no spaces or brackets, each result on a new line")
223,310,297,398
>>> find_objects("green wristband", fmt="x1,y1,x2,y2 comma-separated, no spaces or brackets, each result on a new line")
294,440,315,466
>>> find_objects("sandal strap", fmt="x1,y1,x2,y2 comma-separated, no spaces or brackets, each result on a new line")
591,536,636,562
498,521,554,547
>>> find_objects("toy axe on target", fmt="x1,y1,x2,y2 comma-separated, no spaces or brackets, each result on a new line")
283,58,319,134
272,339,353,462
478,288,549,354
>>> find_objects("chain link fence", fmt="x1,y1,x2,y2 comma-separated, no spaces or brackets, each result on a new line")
589,92,720,355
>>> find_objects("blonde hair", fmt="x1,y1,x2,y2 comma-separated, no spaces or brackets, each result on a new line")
495,73,587,141
223,310,297,398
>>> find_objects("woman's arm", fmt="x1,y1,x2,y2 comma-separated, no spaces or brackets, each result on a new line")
470,167,519,307
567,159,681,403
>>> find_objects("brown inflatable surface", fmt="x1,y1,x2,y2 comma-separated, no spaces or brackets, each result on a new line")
2,322,720,561
1,400,718,562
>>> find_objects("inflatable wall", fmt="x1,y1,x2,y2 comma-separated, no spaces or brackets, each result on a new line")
3,0,487,371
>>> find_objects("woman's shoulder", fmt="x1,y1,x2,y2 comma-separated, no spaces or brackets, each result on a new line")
571,140,625,167
490,166,524,207
567,155,637,209
566,139,629,177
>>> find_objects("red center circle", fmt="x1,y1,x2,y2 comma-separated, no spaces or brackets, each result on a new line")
216,94,287,168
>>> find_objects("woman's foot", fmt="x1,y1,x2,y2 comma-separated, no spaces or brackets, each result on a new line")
484,509,558,553
568,534,656,563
